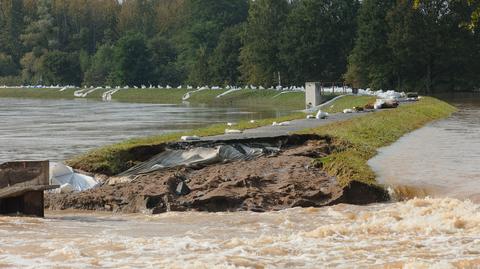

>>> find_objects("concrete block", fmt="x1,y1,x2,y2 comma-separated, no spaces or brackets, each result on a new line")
305,82,322,108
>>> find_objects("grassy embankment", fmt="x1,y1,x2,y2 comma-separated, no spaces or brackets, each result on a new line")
321,95,376,113
300,97,456,187
0,87,308,110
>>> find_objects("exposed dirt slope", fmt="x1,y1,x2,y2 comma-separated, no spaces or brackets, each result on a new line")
46,139,388,213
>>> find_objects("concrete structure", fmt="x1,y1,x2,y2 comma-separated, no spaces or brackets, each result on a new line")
305,82,322,108
0,161,58,217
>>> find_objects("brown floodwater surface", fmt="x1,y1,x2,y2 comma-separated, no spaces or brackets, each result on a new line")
369,97,480,202
0,98,292,163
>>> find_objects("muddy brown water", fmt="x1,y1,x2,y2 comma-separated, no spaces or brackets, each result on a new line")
1,96,480,268
369,96,480,202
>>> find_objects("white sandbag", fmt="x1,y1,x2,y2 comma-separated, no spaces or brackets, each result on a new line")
377,90,404,100
272,121,290,126
225,129,243,134
374,99,385,110
181,135,201,141
316,110,329,119
343,109,354,114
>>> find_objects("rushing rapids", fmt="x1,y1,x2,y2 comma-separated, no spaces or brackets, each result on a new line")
0,198,479,268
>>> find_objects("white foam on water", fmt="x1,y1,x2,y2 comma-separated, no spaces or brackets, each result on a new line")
0,198,479,268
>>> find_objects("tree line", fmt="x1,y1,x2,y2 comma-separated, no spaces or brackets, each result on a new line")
0,0,478,92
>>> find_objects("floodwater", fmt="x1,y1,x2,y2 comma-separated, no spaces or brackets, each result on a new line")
369,97,480,202
1,96,480,268
0,98,290,163
0,198,479,268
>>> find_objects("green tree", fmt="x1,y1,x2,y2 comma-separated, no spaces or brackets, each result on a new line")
83,45,114,86
209,25,243,85
239,0,290,86
118,0,156,36
0,53,17,76
176,0,248,85
389,0,479,92
110,33,155,86
280,0,359,85
20,0,58,83
40,50,81,85
345,0,396,90
0,0,24,66
148,35,181,85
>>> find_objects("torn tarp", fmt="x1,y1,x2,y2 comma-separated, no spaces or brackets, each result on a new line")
119,143,278,177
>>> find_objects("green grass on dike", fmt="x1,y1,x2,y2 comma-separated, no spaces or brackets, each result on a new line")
299,97,456,187
0,87,79,99
0,87,307,110
322,95,376,113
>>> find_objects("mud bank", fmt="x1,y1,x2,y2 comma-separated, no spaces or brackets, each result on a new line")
45,135,388,213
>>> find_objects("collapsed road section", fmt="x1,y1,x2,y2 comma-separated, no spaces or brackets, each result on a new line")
46,135,389,214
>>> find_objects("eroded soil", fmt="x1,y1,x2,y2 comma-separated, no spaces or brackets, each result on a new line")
45,138,388,213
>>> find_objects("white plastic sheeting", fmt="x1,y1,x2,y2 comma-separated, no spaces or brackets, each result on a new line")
49,162,98,192
120,144,274,176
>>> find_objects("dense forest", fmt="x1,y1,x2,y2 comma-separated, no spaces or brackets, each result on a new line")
0,0,478,92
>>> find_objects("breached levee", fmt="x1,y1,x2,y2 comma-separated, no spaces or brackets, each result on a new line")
45,135,389,213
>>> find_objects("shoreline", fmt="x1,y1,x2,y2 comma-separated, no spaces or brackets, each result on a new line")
46,97,456,214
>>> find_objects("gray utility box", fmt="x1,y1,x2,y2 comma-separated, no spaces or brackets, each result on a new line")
0,161,58,217
305,82,322,108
